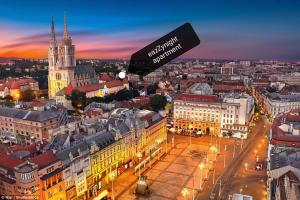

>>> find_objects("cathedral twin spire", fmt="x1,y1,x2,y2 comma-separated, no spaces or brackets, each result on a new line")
50,13,71,46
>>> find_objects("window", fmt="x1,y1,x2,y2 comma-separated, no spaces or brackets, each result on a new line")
56,73,62,80
21,172,34,181
47,166,54,173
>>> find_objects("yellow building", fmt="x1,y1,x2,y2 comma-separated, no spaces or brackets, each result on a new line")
29,150,66,200
89,133,123,197
89,108,167,198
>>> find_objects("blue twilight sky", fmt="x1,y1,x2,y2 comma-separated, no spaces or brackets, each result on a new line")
0,0,299,60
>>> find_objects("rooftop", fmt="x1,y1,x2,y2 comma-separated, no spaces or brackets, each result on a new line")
0,107,60,122
174,93,221,103
29,150,60,170
270,109,300,147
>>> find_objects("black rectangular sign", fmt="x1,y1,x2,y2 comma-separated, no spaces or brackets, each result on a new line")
127,23,200,76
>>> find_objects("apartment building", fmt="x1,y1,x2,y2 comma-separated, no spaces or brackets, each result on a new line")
0,107,67,143
173,93,254,138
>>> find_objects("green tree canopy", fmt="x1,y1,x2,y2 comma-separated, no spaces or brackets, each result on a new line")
150,94,167,112
21,89,36,102
147,83,158,95
69,89,87,110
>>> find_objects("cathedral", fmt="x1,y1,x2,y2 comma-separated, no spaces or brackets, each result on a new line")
48,15,97,104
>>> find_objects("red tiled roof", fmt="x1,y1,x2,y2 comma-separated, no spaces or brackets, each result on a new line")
77,83,103,93
0,152,23,169
64,83,74,95
271,109,300,147
175,93,221,102
65,83,103,95
0,78,38,91
99,73,113,82
213,84,245,92
0,85,7,91
7,142,47,154
29,150,59,169
106,80,125,88
10,82,19,89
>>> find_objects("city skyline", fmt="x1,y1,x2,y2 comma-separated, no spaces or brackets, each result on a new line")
0,0,300,60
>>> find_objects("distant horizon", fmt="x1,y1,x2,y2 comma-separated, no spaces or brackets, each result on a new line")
1,0,300,60
1,57,300,63
0,56,299,62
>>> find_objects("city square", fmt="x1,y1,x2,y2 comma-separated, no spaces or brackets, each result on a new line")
0,1,300,200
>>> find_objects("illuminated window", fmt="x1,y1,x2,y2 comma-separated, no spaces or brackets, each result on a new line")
56,73,62,80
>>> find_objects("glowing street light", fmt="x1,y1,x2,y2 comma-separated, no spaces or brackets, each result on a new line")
189,124,193,146
199,162,205,190
137,152,142,179
181,188,189,199
109,172,116,200
245,162,248,171
210,146,218,161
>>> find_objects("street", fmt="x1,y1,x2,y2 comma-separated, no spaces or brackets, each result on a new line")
208,116,269,200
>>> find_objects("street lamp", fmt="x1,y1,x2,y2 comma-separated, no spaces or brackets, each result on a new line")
199,162,205,190
109,172,116,200
189,124,193,146
181,188,189,199
137,152,142,179
15,92,20,104
210,146,218,161
245,163,248,171
209,146,218,170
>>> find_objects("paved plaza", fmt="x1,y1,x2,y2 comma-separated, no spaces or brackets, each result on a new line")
116,137,226,200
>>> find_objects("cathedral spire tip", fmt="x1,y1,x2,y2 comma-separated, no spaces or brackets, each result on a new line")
51,16,56,42
63,12,69,39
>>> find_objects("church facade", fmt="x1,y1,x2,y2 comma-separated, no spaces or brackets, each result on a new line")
48,16,97,104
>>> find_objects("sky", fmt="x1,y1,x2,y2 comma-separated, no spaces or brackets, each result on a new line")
0,0,300,60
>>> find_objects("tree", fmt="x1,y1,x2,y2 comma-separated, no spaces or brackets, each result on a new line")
147,83,158,95
131,89,140,98
104,94,115,103
21,89,36,102
150,94,167,112
90,96,105,103
69,89,87,110
115,89,131,101
4,95,13,101
115,89,140,101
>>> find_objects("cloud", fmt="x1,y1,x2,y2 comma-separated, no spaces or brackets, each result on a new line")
2,40,48,49
78,46,135,54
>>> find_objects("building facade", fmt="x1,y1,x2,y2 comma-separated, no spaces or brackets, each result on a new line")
173,93,254,138
0,107,67,144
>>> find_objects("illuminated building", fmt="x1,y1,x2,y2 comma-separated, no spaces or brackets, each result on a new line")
173,94,223,135
89,132,122,199
173,93,254,138
56,142,92,200
30,150,66,200
0,78,39,99
48,15,97,105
